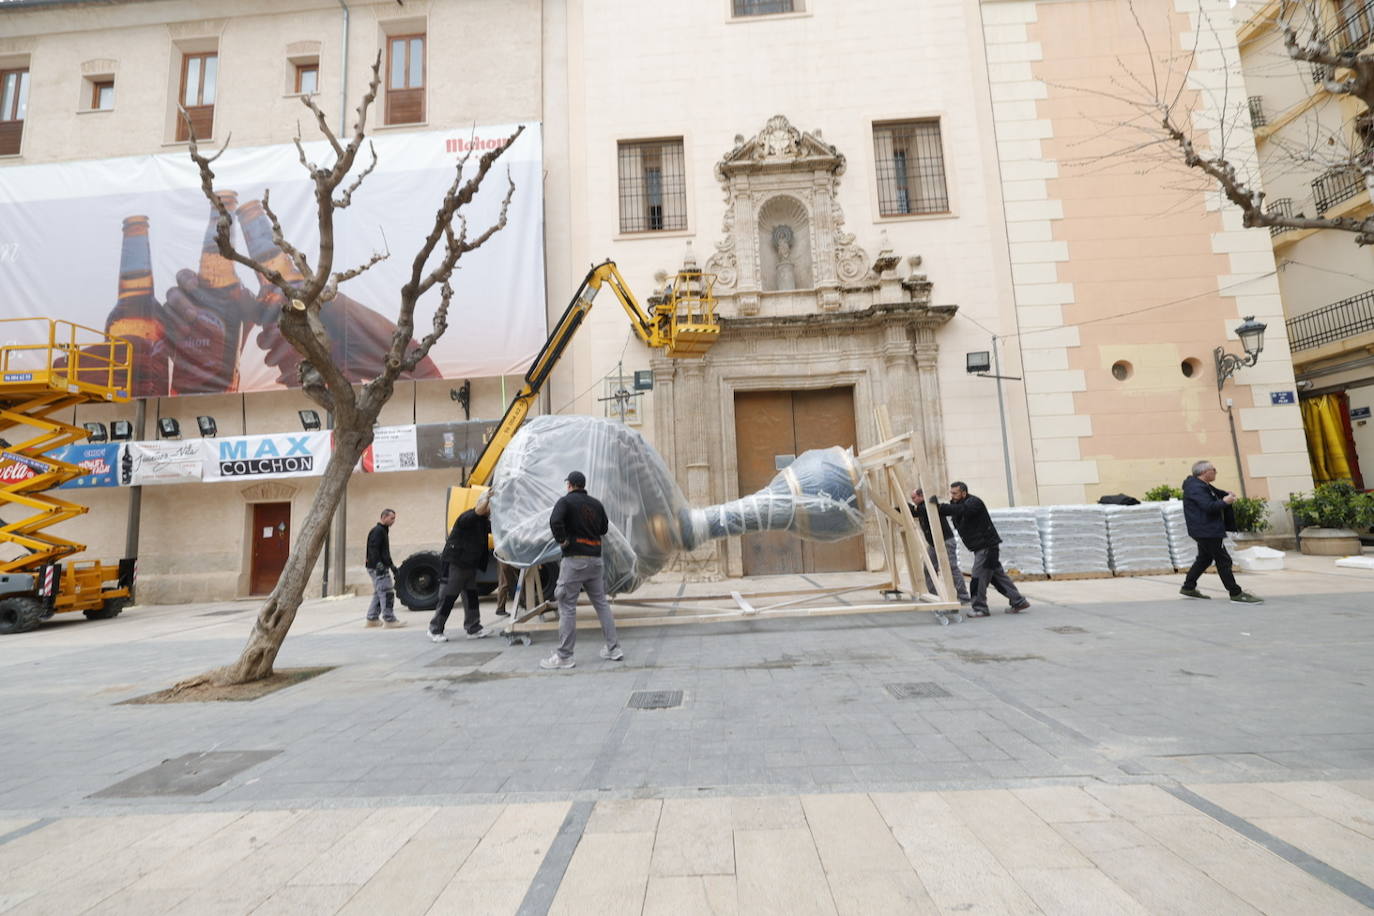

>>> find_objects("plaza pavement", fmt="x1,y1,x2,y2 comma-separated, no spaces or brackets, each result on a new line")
0,552,1372,914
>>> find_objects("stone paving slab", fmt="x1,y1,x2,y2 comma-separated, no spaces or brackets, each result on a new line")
0,557,1371,912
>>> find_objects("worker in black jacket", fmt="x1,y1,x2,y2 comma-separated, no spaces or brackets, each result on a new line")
428,491,493,641
1180,460,1261,603
364,508,403,627
540,470,621,669
939,481,1030,618
908,488,971,603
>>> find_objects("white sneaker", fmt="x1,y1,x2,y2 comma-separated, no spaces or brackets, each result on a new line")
539,653,575,670
429,632,449,643
599,645,624,661
465,627,491,640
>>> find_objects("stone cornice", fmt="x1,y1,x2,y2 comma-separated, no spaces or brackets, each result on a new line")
721,302,958,337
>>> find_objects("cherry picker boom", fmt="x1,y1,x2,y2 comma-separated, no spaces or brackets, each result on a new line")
394,260,719,610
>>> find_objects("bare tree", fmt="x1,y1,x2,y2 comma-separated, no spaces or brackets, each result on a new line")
1125,0,1374,243
174,57,521,689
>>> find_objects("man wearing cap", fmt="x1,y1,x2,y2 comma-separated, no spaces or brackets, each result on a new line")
540,470,622,669
428,491,493,641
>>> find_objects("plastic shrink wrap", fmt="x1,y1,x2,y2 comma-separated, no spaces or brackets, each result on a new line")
487,416,865,594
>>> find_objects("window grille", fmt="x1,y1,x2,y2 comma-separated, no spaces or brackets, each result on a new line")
618,139,687,233
733,0,795,16
873,120,950,216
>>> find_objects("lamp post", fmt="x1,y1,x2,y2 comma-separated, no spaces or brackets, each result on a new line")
1214,315,1267,498
967,335,1020,506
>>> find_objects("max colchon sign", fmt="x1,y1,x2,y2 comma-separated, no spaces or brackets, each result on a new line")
202,432,333,482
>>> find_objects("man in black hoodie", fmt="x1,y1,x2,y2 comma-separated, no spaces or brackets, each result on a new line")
908,488,971,603
939,481,1030,618
539,470,621,669
428,491,493,641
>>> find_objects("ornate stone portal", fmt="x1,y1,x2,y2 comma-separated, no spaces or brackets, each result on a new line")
652,115,956,580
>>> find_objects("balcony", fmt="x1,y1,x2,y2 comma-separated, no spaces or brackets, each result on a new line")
1287,289,1374,351
1266,197,1296,237
1312,165,1367,213
1328,0,1374,54
1248,95,1267,129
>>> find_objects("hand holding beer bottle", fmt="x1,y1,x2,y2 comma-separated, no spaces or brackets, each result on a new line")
237,199,441,385
161,191,260,394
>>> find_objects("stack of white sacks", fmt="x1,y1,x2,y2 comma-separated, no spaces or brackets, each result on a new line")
1036,505,1112,576
954,508,1046,578
1104,504,1174,572
1159,500,1193,569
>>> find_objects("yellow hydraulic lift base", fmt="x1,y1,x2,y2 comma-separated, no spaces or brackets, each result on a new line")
0,318,136,634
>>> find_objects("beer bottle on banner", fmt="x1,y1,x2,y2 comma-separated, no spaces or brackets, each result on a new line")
238,199,305,306
170,191,248,395
106,216,170,397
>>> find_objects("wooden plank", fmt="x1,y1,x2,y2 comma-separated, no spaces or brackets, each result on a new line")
730,591,758,615
512,600,962,632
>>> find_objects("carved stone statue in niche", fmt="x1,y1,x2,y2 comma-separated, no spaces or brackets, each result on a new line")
771,225,796,291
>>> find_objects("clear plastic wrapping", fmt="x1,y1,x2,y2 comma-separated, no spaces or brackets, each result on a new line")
487,416,867,594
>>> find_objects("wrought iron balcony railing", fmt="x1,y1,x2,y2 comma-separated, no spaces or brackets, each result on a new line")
1287,289,1374,351
1266,197,1295,237
1248,95,1267,128
1329,0,1374,54
1313,165,1367,213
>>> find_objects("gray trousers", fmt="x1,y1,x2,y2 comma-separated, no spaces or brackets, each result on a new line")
366,567,396,620
969,545,1024,614
926,536,971,601
554,556,618,659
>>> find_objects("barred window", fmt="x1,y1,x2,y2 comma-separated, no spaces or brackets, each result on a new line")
618,139,687,233
733,0,795,15
873,120,950,216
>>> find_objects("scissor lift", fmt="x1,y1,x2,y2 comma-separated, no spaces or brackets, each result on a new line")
0,318,135,634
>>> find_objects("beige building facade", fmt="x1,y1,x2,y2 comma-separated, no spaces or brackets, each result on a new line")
1,0,1313,603
1236,0,1374,488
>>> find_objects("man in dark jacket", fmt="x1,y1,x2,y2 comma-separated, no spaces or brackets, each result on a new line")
365,508,404,627
908,488,971,603
540,470,621,669
428,491,493,641
1180,461,1262,603
939,481,1030,618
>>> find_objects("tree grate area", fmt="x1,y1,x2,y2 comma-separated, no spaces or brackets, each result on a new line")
1048,625,1088,634
628,690,684,709
89,750,281,798
884,682,952,700
426,652,503,668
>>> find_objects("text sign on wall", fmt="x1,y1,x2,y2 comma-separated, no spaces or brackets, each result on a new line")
1270,391,1296,405
1353,406,1372,420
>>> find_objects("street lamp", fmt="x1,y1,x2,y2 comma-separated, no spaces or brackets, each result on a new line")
966,336,1021,506
1214,315,1267,390
1214,315,1268,499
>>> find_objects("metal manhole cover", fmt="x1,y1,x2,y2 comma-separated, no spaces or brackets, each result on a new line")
628,690,683,709
884,682,951,700
426,651,502,668
89,750,281,799
1048,625,1088,634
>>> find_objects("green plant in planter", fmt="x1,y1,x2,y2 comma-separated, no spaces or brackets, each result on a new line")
1285,482,1374,531
1144,483,1183,502
1230,496,1270,533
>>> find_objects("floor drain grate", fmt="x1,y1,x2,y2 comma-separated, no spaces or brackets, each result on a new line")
1048,625,1088,634
628,690,683,709
426,651,502,668
885,682,951,700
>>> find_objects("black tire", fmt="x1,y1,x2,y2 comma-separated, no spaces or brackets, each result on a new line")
0,595,45,635
84,597,128,621
396,550,442,611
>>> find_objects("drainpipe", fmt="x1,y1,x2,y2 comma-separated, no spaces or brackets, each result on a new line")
337,0,350,133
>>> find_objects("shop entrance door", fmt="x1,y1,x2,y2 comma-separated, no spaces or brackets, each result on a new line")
733,387,865,576
250,502,291,595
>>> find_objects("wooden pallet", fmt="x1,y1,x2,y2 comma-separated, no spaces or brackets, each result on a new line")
1046,570,1114,581
1009,572,1049,582
1112,567,1176,578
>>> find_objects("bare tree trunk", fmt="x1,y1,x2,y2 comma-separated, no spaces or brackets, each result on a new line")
173,427,372,689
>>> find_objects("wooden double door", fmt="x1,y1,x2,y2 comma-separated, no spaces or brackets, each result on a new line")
250,502,291,595
733,387,865,576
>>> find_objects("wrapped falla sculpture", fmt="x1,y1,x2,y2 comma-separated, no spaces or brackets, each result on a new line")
487,415,866,593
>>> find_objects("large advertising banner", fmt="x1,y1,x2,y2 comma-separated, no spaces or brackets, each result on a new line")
202,431,333,482
362,425,420,473
0,123,545,396
56,443,120,489
122,441,204,486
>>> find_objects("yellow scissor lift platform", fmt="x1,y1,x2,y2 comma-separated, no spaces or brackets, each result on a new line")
0,318,135,634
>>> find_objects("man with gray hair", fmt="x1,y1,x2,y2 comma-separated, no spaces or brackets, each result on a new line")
1180,461,1262,603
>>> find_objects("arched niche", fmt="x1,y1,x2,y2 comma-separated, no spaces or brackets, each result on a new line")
758,195,813,291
